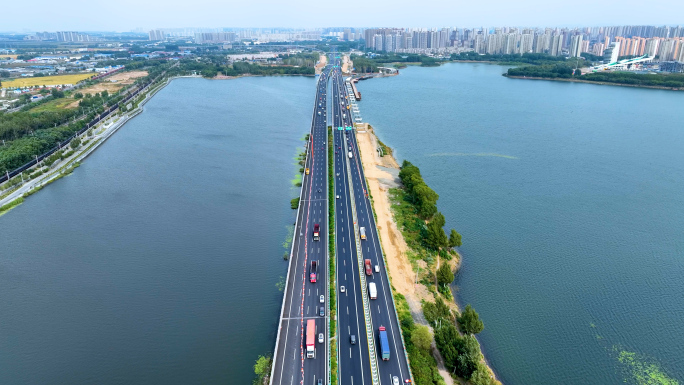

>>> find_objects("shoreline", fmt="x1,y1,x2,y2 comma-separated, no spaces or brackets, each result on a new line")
0,75,186,213
355,125,501,384
505,74,684,91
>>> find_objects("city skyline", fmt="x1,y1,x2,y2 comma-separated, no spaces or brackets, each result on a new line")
2,0,683,32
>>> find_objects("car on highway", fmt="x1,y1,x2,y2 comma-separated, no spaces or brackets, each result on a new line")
350,334,356,345
336,195,340,199
319,306,325,316
393,376,399,385
319,295,324,303
318,380,323,385
340,286,345,293
375,265,380,273
336,173,339,176
318,333,324,343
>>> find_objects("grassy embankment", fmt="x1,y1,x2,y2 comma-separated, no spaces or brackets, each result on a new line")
387,160,498,385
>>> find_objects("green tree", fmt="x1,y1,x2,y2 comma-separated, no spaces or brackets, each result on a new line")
437,262,454,287
423,218,449,250
448,229,462,248
470,363,497,385
411,324,433,352
74,92,83,99
70,137,81,149
458,304,484,335
454,334,481,378
434,322,461,368
253,354,272,384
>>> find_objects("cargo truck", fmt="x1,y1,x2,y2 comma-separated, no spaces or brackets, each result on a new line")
313,224,320,241
306,319,316,358
368,282,377,299
360,227,366,240
378,326,390,361
310,260,318,283
364,259,372,276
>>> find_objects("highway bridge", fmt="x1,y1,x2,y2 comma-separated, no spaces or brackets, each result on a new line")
271,52,413,385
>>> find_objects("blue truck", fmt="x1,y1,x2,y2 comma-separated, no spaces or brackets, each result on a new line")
378,326,390,361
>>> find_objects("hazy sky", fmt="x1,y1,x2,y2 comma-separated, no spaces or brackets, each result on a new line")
3,0,682,32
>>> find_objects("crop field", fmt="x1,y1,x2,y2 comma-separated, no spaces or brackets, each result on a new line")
1,73,94,88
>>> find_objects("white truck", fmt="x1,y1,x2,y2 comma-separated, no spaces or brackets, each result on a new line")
368,282,377,300
360,227,366,240
348,151,353,159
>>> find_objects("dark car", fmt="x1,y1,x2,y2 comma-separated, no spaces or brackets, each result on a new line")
350,334,356,345
319,306,325,316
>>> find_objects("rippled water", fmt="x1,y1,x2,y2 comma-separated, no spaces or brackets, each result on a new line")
0,76,315,384
358,63,684,384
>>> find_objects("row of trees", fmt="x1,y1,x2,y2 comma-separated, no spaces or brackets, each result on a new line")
423,297,490,383
581,71,684,88
452,52,578,66
398,160,462,252
175,60,316,78
507,63,576,78
508,63,684,88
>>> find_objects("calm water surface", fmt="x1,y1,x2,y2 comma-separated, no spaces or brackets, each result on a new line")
359,63,684,384
0,76,314,384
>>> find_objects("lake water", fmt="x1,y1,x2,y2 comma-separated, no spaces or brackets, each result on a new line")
0,76,315,384
3,65,683,385
358,63,684,384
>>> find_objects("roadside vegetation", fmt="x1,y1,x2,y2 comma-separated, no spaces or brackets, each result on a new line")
252,354,272,385
389,160,498,385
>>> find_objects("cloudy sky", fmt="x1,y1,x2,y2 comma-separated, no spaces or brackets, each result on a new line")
3,0,682,32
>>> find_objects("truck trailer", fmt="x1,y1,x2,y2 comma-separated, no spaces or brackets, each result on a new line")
306,319,316,358
378,326,390,361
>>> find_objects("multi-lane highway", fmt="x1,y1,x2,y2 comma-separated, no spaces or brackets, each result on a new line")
271,63,331,385
331,60,374,385
331,65,412,385
272,53,412,385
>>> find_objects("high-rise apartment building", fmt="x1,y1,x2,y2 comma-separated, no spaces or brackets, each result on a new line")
149,30,166,41
569,35,583,57
550,34,563,56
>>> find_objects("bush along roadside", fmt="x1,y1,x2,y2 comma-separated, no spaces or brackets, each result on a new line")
252,354,272,385
327,126,338,385
389,160,498,385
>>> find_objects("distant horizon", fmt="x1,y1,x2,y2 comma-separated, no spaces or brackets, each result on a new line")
2,23,683,35
3,0,683,32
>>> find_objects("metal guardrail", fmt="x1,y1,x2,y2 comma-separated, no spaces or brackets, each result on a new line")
344,133,380,385
344,85,415,383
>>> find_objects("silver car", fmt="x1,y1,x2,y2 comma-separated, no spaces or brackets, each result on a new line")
319,295,324,303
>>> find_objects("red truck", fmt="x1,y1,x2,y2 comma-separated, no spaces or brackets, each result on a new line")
364,259,372,276
313,224,320,241
310,261,318,283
